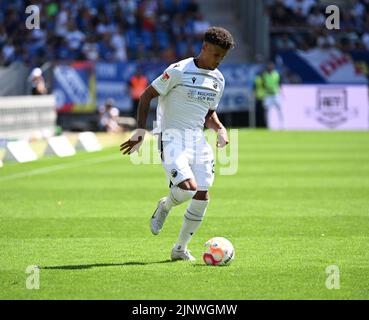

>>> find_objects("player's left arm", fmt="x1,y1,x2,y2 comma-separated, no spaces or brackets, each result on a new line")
205,110,229,148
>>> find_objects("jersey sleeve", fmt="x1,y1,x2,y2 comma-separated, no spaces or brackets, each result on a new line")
151,66,181,96
210,76,225,111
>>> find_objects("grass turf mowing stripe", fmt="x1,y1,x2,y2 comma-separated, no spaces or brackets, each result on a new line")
0,153,119,182
1,130,369,299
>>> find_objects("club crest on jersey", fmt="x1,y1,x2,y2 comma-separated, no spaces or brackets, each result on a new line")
192,77,196,84
160,72,170,82
171,169,178,178
213,80,218,89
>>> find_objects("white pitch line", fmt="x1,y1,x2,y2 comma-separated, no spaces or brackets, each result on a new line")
0,153,120,182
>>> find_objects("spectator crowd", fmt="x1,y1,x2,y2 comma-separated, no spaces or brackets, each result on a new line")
0,0,208,67
267,0,369,55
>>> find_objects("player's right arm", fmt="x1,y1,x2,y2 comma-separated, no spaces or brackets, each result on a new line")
120,85,159,155
137,85,160,129
120,67,181,155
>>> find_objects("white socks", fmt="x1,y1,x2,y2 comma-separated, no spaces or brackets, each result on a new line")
160,186,209,252
174,199,209,251
163,186,197,212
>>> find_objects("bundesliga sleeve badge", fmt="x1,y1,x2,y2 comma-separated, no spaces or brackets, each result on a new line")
160,72,170,82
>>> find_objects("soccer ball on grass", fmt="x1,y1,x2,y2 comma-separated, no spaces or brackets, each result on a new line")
203,237,235,266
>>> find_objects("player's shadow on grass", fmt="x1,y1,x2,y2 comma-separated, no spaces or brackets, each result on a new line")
41,260,174,270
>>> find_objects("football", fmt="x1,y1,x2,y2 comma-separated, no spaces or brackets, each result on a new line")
203,237,235,266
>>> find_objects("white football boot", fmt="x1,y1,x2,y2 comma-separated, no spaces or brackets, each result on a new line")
171,247,196,261
150,197,169,235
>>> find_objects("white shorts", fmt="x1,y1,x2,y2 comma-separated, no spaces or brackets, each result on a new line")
158,130,215,191
264,95,281,109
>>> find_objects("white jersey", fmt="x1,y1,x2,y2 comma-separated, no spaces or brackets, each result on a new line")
151,57,225,135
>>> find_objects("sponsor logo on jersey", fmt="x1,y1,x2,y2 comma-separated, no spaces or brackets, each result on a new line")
187,89,217,104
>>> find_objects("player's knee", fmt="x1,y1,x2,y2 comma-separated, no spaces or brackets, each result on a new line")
194,190,209,201
172,179,197,203
171,185,197,203
178,179,197,192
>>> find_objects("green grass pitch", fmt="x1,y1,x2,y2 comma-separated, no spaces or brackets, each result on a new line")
1,130,369,299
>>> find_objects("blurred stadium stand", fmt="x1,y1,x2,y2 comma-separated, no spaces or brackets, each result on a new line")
0,0,209,66
268,0,368,56
0,0,368,136
197,0,251,62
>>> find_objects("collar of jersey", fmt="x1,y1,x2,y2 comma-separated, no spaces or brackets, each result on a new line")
192,58,214,73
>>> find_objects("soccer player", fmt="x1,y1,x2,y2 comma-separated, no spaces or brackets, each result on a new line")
120,27,234,261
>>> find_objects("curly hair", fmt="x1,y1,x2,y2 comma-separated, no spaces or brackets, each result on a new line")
204,27,235,50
